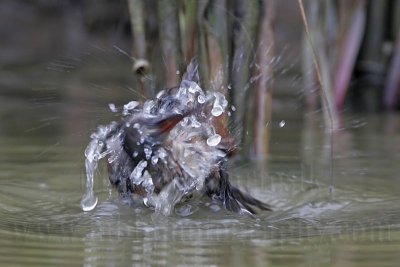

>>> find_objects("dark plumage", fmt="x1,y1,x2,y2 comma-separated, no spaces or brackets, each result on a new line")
85,59,271,215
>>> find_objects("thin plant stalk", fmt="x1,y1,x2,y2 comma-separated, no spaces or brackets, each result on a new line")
127,0,150,100
298,0,337,191
333,0,367,110
301,1,319,111
198,0,230,139
128,0,147,60
196,0,210,87
230,0,259,127
229,0,260,156
157,0,182,88
181,0,198,63
252,0,274,159
384,27,400,109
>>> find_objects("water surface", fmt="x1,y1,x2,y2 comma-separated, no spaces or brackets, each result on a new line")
1,63,400,266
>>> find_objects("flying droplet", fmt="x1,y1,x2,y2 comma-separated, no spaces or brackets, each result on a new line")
197,94,205,104
123,101,139,115
124,101,139,110
108,103,117,112
211,106,223,117
191,119,201,128
151,155,159,165
279,120,286,128
144,147,152,159
207,134,221,147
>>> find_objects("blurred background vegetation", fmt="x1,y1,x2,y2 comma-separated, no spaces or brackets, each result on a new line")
1,0,399,160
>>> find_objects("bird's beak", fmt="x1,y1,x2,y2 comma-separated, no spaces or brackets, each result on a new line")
156,114,185,134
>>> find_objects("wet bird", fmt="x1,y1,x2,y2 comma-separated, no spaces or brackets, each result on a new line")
83,59,270,215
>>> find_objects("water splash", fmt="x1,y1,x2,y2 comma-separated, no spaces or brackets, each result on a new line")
81,75,231,215
152,179,194,216
130,160,148,184
123,101,139,116
81,124,118,211
80,139,102,211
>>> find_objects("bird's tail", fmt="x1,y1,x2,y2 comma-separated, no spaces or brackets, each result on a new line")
206,168,271,214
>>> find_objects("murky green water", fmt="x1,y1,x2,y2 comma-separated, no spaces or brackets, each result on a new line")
1,62,400,266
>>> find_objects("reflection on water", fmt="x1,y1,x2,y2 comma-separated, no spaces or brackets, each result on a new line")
1,61,400,266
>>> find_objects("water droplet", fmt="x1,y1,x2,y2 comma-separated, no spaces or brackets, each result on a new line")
188,82,202,94
124,101,139,110
211,106,223,117
143,197,151,207
143,100,155,113
151,155,159,165
130,160,148,183
197,94,205,104
176,70,180,75
144,147,152,159
191,118,201,128
123,101,139,115
81,195,98,212
141,171,154,193
279,120,286,128
108,103,117,112
207,134,221,147
158,148,167,159
231,105,236,111
156,90,165,98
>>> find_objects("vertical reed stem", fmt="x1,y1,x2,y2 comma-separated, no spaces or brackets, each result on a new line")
127,0,150,100
252,0,274,159
298,0,336,191
384,27,400,109
158,0,182,87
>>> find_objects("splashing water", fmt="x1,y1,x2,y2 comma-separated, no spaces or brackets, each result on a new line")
81,136,103,211
130,160,148,184
80,139,100,211
80,123,118,211
122,101,139,116
81,75,231,214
